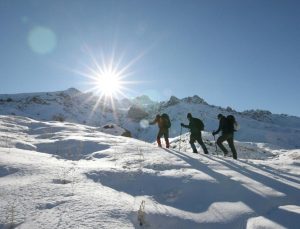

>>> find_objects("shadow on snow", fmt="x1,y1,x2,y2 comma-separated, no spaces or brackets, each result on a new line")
86,148,300,228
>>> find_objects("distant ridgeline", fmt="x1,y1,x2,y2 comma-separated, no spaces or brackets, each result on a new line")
0,88,300,149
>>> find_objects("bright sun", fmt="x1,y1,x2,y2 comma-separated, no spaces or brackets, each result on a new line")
77,54,131,100
73,47,141,111
96,70,122,96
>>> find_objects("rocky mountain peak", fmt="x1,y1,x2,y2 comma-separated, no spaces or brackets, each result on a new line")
132,95,156,106
241,109,272,121
163,96,181,107
181,95,207,105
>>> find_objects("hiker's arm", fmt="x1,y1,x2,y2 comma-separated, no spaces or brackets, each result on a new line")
149,118,157,125
213,120,222,135
181,123,190,129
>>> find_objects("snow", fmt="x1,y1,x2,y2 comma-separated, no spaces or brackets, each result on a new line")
0,115,300,228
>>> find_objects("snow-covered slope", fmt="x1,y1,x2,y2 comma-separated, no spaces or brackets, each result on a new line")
139,99,300,149
1,89,300,149
0,115,299,228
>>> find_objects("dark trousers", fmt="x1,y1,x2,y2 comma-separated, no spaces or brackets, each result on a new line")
157,129,169,148
217,133,237,159
190,133,208,154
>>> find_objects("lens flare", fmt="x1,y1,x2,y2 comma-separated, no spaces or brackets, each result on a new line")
140,119,149,128
28,26,57,54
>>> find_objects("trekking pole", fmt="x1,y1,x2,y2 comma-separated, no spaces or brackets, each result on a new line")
179,126,182,152
213,133,218,155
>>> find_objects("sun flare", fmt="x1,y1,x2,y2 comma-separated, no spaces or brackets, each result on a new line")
78,55,134,100
95,70,122,96
72,46,144,119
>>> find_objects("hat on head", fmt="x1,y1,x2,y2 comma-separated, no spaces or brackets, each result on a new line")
217,114,223,119
187,113,192,118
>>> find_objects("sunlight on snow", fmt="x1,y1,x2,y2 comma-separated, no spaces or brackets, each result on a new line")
279,205,300,214
247,216,286,229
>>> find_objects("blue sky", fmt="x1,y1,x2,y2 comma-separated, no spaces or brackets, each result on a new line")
0,0,299,116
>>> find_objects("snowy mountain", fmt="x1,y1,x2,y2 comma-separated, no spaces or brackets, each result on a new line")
0,115,299,228
1,88,300,149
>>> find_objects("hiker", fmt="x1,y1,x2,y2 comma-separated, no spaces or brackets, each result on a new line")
181,113,209,154
150,114,171,148
212,114,238,159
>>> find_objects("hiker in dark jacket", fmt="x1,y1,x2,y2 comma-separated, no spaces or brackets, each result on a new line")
150,114,170,148
213,114,237,159
181,113,209,154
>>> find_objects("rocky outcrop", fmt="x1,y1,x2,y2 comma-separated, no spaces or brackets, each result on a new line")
132,95,155,106
241,109,272,121
181,95,207,105
101,124,131,137
162,96,180,107
127,105,149,121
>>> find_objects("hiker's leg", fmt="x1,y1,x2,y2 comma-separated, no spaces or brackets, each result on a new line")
227,135,237,159
164,130,170,148
217,135,229,155
189,135,197,153
196,133,208,154
157,130,163,147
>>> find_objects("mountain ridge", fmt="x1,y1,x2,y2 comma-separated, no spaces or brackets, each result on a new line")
1,87,297,117
1,88,299,149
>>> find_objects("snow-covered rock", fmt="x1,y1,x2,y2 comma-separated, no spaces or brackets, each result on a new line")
100,123,132,137
241,109,273,121
127,105,149,121
181,95,207,105
132,95,156,107
162,96,181,107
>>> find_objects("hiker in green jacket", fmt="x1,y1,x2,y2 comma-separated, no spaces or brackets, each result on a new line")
181,113,209,154
213,114,238,159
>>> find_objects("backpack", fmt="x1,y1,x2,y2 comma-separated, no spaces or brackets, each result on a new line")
161,113,171,128
193,118,204,131
226,115,239,132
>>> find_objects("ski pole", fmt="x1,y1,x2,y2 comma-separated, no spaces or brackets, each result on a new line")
179,126,182,152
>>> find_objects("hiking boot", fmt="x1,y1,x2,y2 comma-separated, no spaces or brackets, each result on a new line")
193,150,198,154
